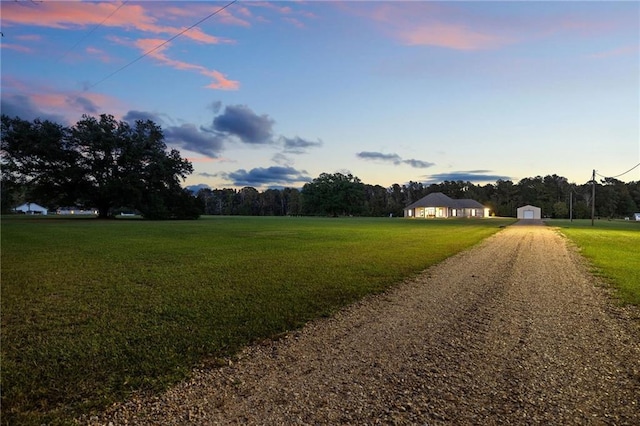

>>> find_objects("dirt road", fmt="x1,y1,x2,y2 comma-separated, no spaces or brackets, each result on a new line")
91,222,640,425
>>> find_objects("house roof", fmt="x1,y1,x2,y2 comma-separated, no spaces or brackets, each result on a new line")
405,192,485,210
15,202,47,211
405,192,456,209
456,199,485,209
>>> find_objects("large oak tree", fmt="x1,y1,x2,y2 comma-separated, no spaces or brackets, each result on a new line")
1,114,200,219
301,172,365,216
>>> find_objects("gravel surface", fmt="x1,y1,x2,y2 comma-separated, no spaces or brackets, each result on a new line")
86,221,640,425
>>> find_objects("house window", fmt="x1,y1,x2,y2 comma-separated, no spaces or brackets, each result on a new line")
426,207,435,217
471,209,476,217
452,209,457,217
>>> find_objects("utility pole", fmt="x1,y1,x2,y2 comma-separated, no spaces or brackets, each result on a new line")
569,191,573,223
591,169,596,226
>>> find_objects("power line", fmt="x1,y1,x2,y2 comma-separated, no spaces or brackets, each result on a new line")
595,162,640,180
58,1,128,63
85,0,238,90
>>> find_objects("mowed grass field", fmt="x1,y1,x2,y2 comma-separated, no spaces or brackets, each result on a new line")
1,215,515,425
548,219,640,305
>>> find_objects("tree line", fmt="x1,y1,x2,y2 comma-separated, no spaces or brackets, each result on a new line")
196,173,639,219
2,115,638,219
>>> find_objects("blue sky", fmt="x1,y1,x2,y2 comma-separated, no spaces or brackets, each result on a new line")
2,0,638,190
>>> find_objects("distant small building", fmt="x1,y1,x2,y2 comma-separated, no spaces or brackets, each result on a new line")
404,192,489,218
14,202,48,215
57,207,98,215
517,205,541,220
634,213,640,221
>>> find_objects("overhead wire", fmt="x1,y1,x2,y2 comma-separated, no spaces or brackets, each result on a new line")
85,0,238,91
595,162,640,180
57,1,128,63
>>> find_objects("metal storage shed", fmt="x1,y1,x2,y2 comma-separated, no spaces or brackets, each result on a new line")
517,205,541,220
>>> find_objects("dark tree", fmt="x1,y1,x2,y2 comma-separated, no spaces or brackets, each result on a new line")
437,180,468,199
236,186,260,215
1,116,81,210
491,179,517,217
387,183,406,217
301,172,365,216
260,188,283,216
628,181,640,213
1,114,199,219
364,184,389,216
281,187,302,215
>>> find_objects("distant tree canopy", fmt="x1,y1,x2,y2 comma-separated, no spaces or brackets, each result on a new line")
301,172,365,216
1,114,201,219
193,175,639,219
2,115,638,220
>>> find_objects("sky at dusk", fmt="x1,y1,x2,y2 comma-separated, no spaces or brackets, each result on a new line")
1,0,639,190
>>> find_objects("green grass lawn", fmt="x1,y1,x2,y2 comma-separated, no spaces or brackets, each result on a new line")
1,215,515,425
547,219,640,305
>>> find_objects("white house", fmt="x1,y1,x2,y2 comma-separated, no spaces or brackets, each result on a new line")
14,202,48,215
404,192,490,218
634,213,640,221
517,205,541,220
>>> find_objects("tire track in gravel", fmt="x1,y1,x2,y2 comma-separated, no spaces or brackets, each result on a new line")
87,222,640,425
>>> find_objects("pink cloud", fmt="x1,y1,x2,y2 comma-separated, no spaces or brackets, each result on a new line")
15,34,42,41
1,1,226,45
1,75,31,92
1,75,128,123
236,7,253,18
31,93,68,110
246,2,316,26
349,2,637,52
3,1,239,89
85,47,114,63
32,90,121,116
359,2,511,51
202,70,240,91
400,24,506,50
1,44,33,53
283,17,305,29
250,2,293,15
134,38,239,90
216,9,252,28
588,44,639,59
153,4,251,28
186,156,224,163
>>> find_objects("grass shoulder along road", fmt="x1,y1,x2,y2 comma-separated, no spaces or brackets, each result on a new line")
548,219,640,306
1,215,515,425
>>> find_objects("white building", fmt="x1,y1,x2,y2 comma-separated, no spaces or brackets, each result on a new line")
517,205,542,220
14,202,48,215
404,192,490,219
57,207,98,215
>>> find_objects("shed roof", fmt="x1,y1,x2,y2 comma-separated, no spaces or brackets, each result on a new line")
517,205,541,210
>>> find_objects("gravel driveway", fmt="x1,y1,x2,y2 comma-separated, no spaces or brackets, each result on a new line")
89,221,640,425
